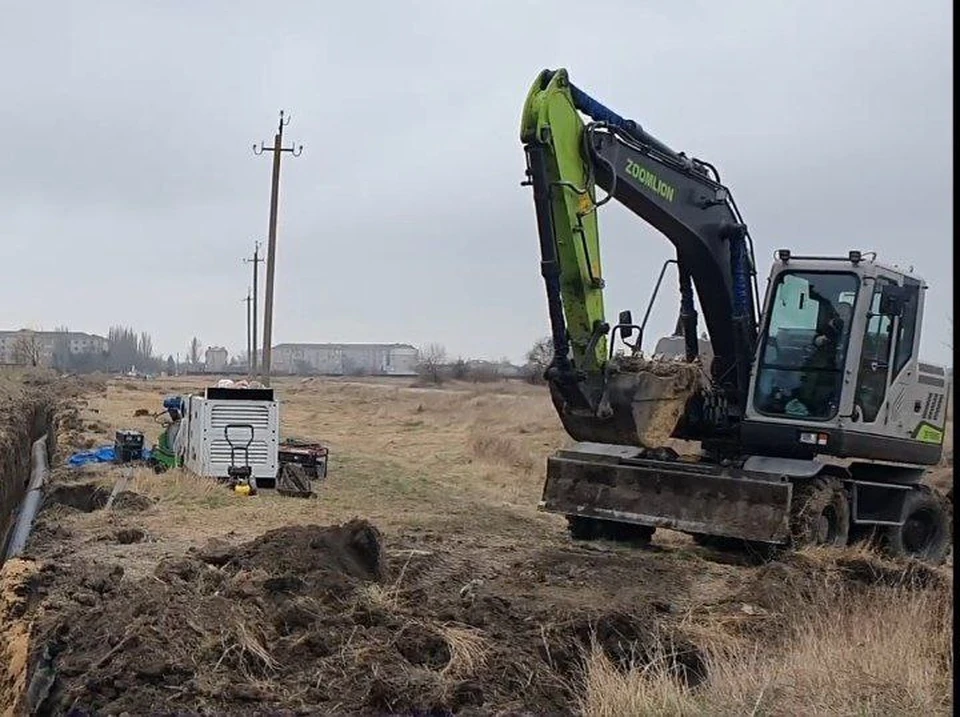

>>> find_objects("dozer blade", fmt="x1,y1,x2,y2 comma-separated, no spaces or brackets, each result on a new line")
541,443,792,544
550,358,705,448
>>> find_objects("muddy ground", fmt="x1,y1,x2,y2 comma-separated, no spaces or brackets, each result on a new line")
5,477,948,716
0,376,953,715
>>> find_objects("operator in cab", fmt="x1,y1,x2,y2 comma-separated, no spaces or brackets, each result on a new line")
789,299,851,418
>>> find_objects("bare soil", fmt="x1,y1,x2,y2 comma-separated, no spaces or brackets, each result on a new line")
18,510,950,716
0,375,953,715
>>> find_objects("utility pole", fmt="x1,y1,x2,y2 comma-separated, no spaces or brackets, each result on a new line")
243,241,263,376
243,290,253,377
253,110,302,386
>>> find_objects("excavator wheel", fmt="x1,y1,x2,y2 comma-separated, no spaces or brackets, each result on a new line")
689,533,781,562
567,516,601,541
691,533,744,550
690,533,744,555
789,475,850,549
566,516,655,546
879,486,951,565
603,521,656,545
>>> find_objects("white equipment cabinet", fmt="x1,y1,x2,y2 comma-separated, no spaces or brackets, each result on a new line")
179,386,279,481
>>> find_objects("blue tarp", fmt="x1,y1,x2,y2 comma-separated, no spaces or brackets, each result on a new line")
68,445,152,466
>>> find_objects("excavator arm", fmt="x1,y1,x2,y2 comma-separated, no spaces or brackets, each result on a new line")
520,72,609,377
521,68,760,445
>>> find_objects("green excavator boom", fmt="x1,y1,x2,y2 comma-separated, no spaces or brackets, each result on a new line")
521,68,607,373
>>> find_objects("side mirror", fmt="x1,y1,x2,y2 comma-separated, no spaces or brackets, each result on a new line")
879,285,905,317
618,310,634,340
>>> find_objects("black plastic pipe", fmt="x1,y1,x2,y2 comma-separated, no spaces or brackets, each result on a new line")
4,435,49,560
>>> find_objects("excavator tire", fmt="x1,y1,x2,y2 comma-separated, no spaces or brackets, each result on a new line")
566,516,655,546
567,516,600,541
689,533,781,562
789,475,850,549
691,533,744,550
603,521,656,545
879,486,951,565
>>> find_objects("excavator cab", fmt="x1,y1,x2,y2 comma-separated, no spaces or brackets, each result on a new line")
742,251,947,466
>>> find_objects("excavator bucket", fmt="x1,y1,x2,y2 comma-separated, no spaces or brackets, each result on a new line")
550,357,705,448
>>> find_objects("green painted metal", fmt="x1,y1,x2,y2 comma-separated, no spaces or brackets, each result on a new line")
152,426,180,470
521,68,608,372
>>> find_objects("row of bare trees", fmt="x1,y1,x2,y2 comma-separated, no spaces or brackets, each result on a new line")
414,338,554,386
5,326,214,376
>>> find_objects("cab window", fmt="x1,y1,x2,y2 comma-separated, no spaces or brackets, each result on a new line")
754,271,859,420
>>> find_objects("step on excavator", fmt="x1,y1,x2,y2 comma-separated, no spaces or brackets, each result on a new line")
520,68,952,564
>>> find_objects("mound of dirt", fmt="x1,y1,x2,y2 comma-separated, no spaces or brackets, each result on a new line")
228,519,383,580
707,548,953,645
43,483,110,513
111,491,154,512
22,519,706,716
739,551,950,614
616,354,704,383
24,520,395,715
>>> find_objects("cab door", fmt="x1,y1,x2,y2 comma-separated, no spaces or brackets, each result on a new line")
851,278,918,428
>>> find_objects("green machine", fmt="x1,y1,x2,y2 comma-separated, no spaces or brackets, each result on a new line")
149,395,185,471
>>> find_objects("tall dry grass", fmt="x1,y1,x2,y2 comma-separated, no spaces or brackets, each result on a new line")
127,466,231,508
579,582,953,716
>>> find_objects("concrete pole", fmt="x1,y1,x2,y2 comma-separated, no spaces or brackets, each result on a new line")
261,130,282,386
253,111,302,386
244,290,252,377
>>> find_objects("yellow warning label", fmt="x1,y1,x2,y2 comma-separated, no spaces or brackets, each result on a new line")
913,422,944,444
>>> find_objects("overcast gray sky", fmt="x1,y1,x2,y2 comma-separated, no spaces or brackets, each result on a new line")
0,1,953,366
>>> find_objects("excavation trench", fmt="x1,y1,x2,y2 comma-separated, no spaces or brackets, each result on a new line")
0,397,56,564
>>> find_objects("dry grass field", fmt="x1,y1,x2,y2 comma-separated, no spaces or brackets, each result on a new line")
1,375,953,715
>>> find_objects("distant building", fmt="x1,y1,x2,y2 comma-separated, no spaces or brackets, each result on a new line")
466,359,523,378
272,343,419,376
0,329,109,366
204,346,229,373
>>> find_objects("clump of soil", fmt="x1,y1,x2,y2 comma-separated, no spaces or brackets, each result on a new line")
111,491,154,512
738,551,950,615
115,527,147,545
228,519,384,581
616,354,705,383
43,483,110,513
607,355,706,448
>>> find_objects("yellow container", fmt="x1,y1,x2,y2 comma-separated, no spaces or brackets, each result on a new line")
234,483,252,496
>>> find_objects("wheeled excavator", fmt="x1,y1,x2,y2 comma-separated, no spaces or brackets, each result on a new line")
520,68,952,563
